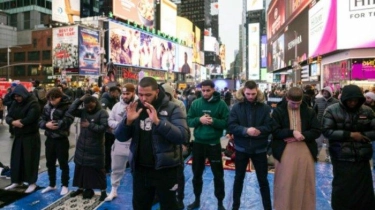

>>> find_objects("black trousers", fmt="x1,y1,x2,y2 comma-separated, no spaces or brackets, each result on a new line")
133,166,179,210
232,151,271,210
45,136,70,187
177,163,185,201
192,142,225,201
105,132,115,172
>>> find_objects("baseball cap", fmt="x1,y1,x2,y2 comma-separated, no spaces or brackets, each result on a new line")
123,83,135,92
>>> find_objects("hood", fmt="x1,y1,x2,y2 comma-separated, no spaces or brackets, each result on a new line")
323,86,333,98
364,92,375,101
101,92,112,101
54,94,72,108
10,84,31,100
204,91,221,103
340,85,365,111
89,97,103,114
162,84,174,97
234,87,265,103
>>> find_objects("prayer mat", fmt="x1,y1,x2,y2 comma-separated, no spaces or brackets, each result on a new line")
0,185,41,208
42,192,102,210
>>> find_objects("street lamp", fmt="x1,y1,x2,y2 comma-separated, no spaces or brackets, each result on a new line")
7,45,22,81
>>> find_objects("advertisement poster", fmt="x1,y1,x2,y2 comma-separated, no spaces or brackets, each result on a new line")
351,58,375,80
271,34,285,71
78,27,100,76
248,23,260,80
284,8,308,66
285,0,310,23
52,26,79,74
113,0,155,28
261,35,267,68
193,26,201,64
160,0,177,37
337,0,375,49
52,0,80,24
176,17,194,47
109,21,176,72
267,0,285,40
247,0,264,11
309,0,337,57
206,64,222,75
323,60,349,87
178,46,193,75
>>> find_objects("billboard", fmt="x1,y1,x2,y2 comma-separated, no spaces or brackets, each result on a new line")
160,0,177,37
113,0,155,29
52,26,79,74
176,16,194,47
78,27,100,76
351,58,375,80
108,21,177,72
248,23,260,80
284,7,308,66
204,36,219,53
193,26,202,64
261,35,267,68
337,0,375,49
52,0,80,24
309,0,337,57
323,60,349,87
177,45,193,75
211,2,219,15
285,0,310,23
267,0,285,40
271,33,285,71
247,0,263,11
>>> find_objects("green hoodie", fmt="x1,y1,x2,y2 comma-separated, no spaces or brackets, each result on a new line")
187,91,229,144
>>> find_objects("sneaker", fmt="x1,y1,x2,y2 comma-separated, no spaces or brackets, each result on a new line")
0,166,10,178
187,200,200,210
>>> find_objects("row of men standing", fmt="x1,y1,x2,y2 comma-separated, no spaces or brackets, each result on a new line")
3,78,375,210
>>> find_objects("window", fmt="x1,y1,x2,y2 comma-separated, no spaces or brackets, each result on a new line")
28,65,39,76
42,50,51,60
14,66,26,76
17,0,24,7
14,52,26,62
28,51,40,61
0,69,6,76
47,37,51,47
46,1,51,9
24,11,30,29
0,53,6,63
10,14,17,27
33,39,37,48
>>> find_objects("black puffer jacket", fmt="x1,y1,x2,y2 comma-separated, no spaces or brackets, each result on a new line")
322,85,375,162
38,95,73,138
114,88,190,171
67,98,109,169
6,85,40,135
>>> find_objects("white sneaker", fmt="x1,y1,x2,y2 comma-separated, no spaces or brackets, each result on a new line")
5,183,20,190
41,186,56,193
104,188,118,201
60,186,69,195
25,183,37,193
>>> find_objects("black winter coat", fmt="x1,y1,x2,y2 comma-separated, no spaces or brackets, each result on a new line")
39,95,73,138
272,101,321,162
67,98,109,169
6,85,40,135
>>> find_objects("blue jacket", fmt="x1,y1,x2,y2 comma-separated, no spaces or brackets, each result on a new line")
114,91,189,171
228,89,273,154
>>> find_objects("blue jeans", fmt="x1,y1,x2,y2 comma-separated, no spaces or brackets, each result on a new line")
232,151,271,210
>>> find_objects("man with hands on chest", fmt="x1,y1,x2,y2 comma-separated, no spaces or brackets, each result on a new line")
114,77,189,210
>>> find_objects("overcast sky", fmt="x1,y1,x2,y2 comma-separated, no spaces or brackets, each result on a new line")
219,0,242,71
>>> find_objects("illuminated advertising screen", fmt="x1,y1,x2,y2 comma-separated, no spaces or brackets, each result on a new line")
267,0,285,40
207,64,222,75
52,26,79,74
323,60,349,87
113,0,155,29
109,21,177,72
248,23,260,80
337,0,375,49
52,0,80,24
160,0,177,37
261,35,267,68
204,36,218,52
219,45,226,73
247,0,264,11
193,26,201,64
285,0,310,23
177,45,193,75
78,27,100,75
284,7,308,66
176,16,194,47
309,0,337,57
351,58,375,80
211,2,219,15
271,33,285,71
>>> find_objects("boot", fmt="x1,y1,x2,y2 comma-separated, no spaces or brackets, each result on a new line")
82,189,94,199
70,188,83,197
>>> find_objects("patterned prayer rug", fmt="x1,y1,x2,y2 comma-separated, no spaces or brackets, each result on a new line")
42,193,102,210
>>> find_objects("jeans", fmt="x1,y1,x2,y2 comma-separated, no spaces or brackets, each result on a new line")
232,151,271,210
133,166,179,210
192,142,225,201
